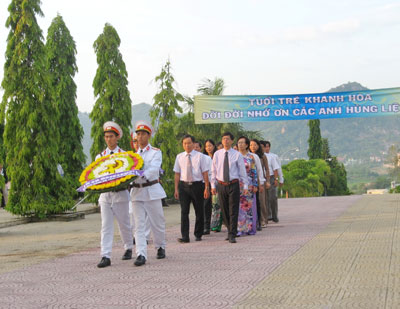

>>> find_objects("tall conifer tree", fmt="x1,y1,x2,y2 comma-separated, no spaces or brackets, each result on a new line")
1,0,72,216
46,14,85,188
307,119,323,159
90,24,132,159
150,59,184,196
0,121,4,203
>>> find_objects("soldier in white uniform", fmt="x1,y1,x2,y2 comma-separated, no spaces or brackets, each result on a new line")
129,132,151,244
131,121,167,266
96,121,134,268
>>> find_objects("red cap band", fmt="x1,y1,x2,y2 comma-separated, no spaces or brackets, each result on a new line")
136,124,151,134
104,126,119,135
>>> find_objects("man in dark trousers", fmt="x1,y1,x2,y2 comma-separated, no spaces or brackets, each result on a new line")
211,132,248,243
174,134,210,242
262,141,280,223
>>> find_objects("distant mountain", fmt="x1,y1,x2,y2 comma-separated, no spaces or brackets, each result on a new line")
327,81,369,92
79,103,152,162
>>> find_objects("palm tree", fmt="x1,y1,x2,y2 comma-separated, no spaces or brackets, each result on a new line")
197,77,225,96
179,77,261,144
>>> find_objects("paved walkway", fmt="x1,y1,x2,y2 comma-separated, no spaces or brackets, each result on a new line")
0,194,398,308
236,194,400,309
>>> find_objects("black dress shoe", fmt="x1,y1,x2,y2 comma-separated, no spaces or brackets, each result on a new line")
177,238,190,243
229,237,237,243
195,237,202,241
157,247,166,259
203,229,210,235
122,249,132,260
134,255,146,266
97,257,111,268
273,218,279,223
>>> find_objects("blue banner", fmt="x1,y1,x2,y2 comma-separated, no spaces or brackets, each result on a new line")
194,87,400,123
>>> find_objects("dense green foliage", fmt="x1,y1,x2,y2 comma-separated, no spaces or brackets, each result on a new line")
390,186,400,193
282,159,330,197
325,157,350,196
1,0,73,217
46,15,85,192
282,156,350,197
319,137,350,195
150,60,183,197
321,138,330,160
90,23,132,160
307,119,322,159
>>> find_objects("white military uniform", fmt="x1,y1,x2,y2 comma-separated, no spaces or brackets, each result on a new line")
129,131,151,241
129,200,151,241
96,146,133,258
131,143,167,259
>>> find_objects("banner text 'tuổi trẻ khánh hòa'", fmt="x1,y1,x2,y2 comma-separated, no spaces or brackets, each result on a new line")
194,87,400,124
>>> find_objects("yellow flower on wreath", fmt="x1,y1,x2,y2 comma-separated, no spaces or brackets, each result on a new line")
79,151,143,192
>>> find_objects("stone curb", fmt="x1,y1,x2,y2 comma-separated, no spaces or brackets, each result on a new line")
0,206,99,229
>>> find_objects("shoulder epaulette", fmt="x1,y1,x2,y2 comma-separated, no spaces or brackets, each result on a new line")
151,147,160,151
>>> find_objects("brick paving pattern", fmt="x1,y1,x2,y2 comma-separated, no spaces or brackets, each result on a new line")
235,194,400,309
2,194,396,308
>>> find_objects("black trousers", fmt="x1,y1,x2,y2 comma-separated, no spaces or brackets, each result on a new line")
204,183,212,230
179,181,205,239
217,181,240,237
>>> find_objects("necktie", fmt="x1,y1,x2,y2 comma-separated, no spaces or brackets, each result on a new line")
186,153,193,182
110,151,114,154
223,151,229,182
140,149,143,153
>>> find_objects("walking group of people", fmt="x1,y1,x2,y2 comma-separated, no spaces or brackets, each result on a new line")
95,120,283,268
174,132,283,244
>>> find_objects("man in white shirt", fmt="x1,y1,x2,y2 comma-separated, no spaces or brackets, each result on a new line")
211,132,248,243
263,141,281,223
174,135,210,242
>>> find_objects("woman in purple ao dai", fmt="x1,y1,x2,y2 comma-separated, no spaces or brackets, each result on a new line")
237,136,258,236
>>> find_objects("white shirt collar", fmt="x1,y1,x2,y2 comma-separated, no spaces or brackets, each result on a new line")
138,143,151,153
185,150,196,155
107,146,119,153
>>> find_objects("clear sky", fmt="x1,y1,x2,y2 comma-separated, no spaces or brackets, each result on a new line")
1,0,399,113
